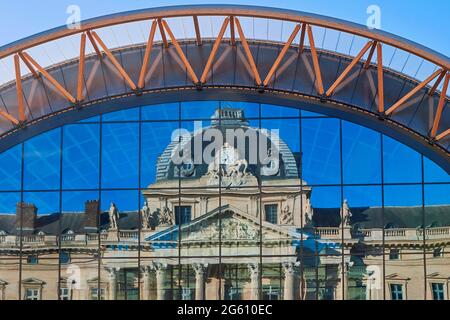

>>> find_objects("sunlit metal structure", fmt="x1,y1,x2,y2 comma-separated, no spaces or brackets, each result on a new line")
0,4,448,171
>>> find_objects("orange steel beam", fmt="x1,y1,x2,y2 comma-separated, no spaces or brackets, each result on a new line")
326,40,374,96
0,110,19,125
90,31,138,91
193,16,202,46
138,20,158,89
230,16,236,46
86,31,103,59
363,41,377,69
428,70,446,96
77,33,87,102
377,43,384,113
234,17,262,86
20,52,76,104
14,54,25,122
298,23,306,54
161,20,199,84
436,128,450,141
263,23,301,86
18,52,39,78
306,24,324,95
431,73,449,138
386,68,443,116
158,19,169,48
200,17,230,84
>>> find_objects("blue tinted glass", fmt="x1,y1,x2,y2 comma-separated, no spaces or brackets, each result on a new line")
262,104,299,118
23,191,59,215
77,116,100,123
384,185,422,207
101,190,139,212
63,124,100,190
181,101,219,119
62,191,99,212
0,145,21,190
301,110,328,117
310,186,341,208
261,119,300,153
424,184,450,206
423,157,450,183
141,121,179,187
223,101,259,118
24,128,61,190
342,121,381,184
141,103,179,121
302,118,341,184
102,107,139,122
343,186,382,207
102,123,139,188
0,192,20,214
383,136,421,183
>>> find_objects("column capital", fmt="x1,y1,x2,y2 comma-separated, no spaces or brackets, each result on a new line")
282,261,300,275
106,266,120,278
192,263,208,275
140,265,152,275
247,263,260,277
151,262,168,271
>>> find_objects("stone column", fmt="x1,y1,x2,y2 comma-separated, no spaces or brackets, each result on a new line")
247,263,260,300
192,263,208,300
335,262,349,300
153,262,167,300
282,262,298,300
107,267,118,300
141,266,151,300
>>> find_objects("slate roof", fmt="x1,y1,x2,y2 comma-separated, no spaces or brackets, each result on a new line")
0,205,449,235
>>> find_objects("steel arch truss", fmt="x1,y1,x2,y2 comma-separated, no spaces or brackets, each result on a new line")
0,5,449,170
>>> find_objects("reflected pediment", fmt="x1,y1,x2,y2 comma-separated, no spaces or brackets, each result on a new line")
146,205,304,244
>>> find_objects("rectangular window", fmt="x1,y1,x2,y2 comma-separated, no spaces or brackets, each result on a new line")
27,255,39,265
25,288,40,300
390,284,404,300
90,287,105,300
59,287,70,300
432,283,445,300
389,249,400,260
264,204,278,224
433,248,443,258
175,206,192,225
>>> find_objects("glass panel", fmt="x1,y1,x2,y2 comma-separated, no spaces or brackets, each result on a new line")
102,107,139,122
141,103,179,121
383,135,421,183
0,145,21,191
342,121,381,184
181,101,220,120
63,124,100,190
24,128,61,190
302,118,341,185
102,123,139,188
423,157,450,183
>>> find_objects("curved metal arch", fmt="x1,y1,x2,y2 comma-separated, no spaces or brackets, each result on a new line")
1,4,449,69
0,5,448,173
0,86,448,174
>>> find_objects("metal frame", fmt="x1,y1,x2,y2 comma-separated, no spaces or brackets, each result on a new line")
0,5,448,169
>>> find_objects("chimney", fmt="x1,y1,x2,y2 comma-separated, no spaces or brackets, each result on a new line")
15,202,37,232
84,200,100,232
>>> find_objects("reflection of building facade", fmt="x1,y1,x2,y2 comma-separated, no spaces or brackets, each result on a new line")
0,109,448,301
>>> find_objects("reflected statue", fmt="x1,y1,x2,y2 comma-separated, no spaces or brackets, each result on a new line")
141,201,151,229
159,206,174,226
341,199,352,227
109,202,119,230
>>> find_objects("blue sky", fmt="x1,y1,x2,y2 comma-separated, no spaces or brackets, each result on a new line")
0,0,449,58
